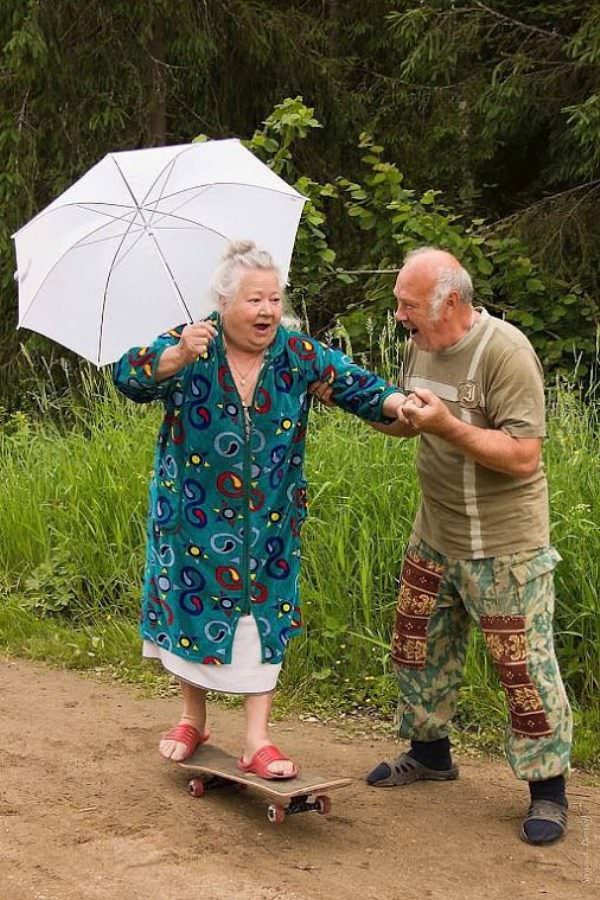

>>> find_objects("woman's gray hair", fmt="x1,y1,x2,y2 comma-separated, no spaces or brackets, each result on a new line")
211,240,300,327
211,241,280,302
404,246,474,319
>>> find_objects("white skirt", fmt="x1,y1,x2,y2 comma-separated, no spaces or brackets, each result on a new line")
142,614,282,694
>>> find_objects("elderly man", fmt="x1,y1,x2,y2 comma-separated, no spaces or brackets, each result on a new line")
360,247,571,845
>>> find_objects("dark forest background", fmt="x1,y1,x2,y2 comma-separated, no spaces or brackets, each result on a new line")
2,1,600,405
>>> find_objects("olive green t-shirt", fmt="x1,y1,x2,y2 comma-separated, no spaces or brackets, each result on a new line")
402,309,549,559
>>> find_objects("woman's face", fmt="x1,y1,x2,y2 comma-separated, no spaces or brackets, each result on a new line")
221,268,283,353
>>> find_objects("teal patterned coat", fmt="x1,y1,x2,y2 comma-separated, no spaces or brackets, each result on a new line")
113,315,398,666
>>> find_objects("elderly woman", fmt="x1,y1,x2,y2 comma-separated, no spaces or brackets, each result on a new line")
113,241,407,779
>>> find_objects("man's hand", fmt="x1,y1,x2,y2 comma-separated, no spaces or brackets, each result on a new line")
402,388,454,436
308,380,335,406
370,391,422,437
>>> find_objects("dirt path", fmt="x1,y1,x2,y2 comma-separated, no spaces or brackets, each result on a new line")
1,658,599,900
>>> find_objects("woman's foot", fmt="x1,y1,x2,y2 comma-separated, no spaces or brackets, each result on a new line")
159,717,209,762
240,738,297,778
159,683,208,761
241,691,296,777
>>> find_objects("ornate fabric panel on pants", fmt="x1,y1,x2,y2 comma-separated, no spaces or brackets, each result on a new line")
480,614,552,738
391,553,444,669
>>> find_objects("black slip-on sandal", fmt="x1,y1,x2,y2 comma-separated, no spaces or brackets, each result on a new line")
366,752,459,786
520,799,568,845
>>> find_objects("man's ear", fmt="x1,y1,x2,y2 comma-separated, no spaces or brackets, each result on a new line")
445,290,460,312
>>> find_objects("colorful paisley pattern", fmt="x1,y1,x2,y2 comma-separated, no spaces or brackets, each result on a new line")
113,313,397,666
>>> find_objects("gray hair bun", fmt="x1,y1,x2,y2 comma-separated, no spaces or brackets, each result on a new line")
223,240,257,260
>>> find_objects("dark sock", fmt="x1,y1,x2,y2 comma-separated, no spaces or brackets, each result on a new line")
408,737,452,771
529,775,567,806
523,776,567,845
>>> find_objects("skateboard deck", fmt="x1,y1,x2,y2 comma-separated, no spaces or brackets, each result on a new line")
179,745,351,824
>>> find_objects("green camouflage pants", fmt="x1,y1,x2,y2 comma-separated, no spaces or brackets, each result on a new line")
391,537,572,781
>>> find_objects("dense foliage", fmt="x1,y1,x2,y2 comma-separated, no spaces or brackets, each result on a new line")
2,2,599,408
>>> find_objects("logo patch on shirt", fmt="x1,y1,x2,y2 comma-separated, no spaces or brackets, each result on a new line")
457,380,481,408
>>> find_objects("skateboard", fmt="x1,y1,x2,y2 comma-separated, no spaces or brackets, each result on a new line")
179,745,351,825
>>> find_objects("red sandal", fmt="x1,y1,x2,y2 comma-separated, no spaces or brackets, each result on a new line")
238,744,298,780
161,723,210,761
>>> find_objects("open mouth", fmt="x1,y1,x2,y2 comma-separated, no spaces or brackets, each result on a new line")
254,323,271,333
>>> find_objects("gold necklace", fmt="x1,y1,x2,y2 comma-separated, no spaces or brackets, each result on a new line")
224,341,264,387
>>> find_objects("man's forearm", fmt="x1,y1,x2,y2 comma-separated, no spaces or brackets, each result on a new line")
441,417,541,478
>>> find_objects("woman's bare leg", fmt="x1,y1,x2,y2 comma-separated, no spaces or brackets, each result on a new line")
159,680,208,761
241,691,295,776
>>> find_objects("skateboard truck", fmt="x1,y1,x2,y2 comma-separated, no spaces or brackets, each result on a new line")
268,793,332,823
187,774,333,825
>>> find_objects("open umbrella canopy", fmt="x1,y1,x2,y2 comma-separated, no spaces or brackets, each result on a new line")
13,139,306,365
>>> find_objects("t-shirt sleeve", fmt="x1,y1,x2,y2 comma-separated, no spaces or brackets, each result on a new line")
485,346,546,437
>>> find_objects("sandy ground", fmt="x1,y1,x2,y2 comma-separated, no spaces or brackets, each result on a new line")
1,657,599,900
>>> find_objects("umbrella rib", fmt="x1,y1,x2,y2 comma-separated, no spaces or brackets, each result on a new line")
138,208,229,241
108,156,195,326
145,156,179,230
13,201,139,235
143,186,210,225
18,209,138,327
97,212,147,365
152,181,303,204
76,203,146,225
139,144,197,209
75,226,145,249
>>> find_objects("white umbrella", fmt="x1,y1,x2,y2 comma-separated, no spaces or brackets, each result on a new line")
12,139,306,365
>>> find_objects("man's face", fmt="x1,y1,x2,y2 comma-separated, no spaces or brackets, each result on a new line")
394,266,444,352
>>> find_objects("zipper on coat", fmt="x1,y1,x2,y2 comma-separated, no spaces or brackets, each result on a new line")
220,342,271,616
240,351,271,615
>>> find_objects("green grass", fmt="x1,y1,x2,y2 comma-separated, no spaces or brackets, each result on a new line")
1,367,599,770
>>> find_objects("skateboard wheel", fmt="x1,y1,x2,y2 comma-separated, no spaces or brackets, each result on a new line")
188,777,205,798
315,795,331,815
267,804,286,825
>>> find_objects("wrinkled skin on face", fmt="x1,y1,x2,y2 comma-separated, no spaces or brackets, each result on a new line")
220,269,282,354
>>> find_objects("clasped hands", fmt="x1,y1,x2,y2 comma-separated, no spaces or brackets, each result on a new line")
400,389,453,435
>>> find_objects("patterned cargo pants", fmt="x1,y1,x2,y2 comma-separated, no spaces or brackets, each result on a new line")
391,537,572,781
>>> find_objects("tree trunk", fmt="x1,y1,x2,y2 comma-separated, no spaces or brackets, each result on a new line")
149,16,167,146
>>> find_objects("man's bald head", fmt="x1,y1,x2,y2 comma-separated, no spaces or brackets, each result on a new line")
404,247,462,275
401,247,473,316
